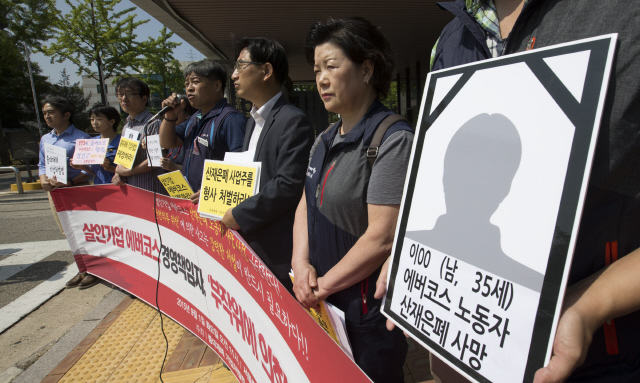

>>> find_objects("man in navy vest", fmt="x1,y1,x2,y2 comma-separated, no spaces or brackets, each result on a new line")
159,60,246,203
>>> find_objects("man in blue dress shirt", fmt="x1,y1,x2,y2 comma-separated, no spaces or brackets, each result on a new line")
38,96,97,289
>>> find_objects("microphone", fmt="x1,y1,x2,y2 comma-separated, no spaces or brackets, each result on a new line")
148,95,188,122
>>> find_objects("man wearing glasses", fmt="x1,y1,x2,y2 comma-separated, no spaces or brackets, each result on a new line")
112,77,166,194
159,60,246,203
223,37,314,292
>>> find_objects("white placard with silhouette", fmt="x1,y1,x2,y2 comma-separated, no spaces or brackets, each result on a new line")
382,35,617,383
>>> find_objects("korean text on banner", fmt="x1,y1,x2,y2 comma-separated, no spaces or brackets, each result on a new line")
49,185,372,383
44,143,68,184
198,160,261,220
113,137,140,169
72,138,109,165
146,135,163,167
158,171,194,199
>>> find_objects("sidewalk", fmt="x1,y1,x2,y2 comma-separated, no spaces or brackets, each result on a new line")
36,296,434,383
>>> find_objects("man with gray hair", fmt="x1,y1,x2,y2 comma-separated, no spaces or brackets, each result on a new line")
159,60,246,203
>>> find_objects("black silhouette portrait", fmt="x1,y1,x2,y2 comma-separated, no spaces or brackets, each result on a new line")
406,113,544,292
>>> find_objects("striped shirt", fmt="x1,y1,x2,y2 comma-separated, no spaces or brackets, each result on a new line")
121,109,167,195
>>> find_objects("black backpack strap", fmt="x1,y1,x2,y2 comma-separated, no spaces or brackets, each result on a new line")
366,114,409,168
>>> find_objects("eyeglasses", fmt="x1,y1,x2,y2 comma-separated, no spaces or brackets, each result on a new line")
116,93,140,100
233,60,265,73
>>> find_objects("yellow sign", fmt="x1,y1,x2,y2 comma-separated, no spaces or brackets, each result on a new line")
113,137,140,169
158,171,194,199
198,160,260,219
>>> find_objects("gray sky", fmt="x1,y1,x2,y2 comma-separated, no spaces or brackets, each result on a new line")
31,0,204,86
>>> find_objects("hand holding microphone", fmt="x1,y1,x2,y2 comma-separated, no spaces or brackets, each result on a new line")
153,93,188,123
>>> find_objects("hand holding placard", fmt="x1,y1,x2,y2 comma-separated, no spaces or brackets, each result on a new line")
44,143,68,185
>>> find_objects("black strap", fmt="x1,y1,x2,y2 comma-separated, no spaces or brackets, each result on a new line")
366,114,409,168
322,114,409,168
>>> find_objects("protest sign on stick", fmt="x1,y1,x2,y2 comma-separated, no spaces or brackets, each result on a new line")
198,160,261,220
382,35,617,383
72,138,109,165
146,135,163,167
44,143,68,184
158,171,194,199
113,137,140,169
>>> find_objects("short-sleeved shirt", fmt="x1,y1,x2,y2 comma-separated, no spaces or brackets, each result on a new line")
90,134,121,185
121,110,167,194
309,129,414,205
38,124,91,180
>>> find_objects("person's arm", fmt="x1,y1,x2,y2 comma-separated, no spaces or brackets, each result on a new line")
534,246,640,383
230,112,313,233
38,140,55,191
49,172,89,188
310,203,399,304
115,160,151,177
219,113,246,153
291,191,320,308
160,157,182,172
158,94,185,149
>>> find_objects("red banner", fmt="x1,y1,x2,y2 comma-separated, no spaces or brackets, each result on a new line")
51,184,370,383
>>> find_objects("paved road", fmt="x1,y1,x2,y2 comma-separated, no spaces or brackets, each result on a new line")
0,189,122,383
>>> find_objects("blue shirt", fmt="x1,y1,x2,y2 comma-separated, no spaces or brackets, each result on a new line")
174,99,246,189
38,124,91,180
174,103,246,155
90,134,121,184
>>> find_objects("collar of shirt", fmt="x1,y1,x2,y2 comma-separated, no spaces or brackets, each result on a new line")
49,124,77,137
126,109,153,125
466,0,530,38
250,92,282,129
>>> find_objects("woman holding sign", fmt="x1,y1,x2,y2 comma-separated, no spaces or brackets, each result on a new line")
71,104,121,184
292,17,413,382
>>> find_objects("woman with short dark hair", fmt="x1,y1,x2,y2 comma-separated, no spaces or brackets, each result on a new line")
292,17,414,382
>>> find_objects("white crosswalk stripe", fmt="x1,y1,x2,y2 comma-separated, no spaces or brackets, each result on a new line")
0,240,71,283
0,239,75,334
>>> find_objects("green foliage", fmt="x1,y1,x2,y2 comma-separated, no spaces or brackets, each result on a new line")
381,81,399,113
0,2,57,133
41,0,149,104
46,69,92,132
0,0,59,48
135,26,183,105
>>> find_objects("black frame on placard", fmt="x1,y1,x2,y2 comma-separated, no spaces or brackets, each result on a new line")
382,36,615,383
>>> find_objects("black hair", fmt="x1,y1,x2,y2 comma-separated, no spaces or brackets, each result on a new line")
234,37,289,85
304,17,395,99
89,103,121,132
183,60,228,92
41,96,75,124
115,77,151,105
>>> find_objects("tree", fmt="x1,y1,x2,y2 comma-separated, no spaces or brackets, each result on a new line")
0,0,58,165
135,26,183,107
46,69,92,131
41,0,149,105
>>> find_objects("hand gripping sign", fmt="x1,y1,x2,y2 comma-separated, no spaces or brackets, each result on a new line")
50,185,372,383
381,35,617,383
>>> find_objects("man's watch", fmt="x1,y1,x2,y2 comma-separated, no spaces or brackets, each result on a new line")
164,116,179,122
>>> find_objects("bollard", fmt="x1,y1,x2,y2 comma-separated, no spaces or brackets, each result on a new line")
0,167,25,194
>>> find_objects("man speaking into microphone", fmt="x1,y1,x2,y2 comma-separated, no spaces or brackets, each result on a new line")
159,60,246,203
